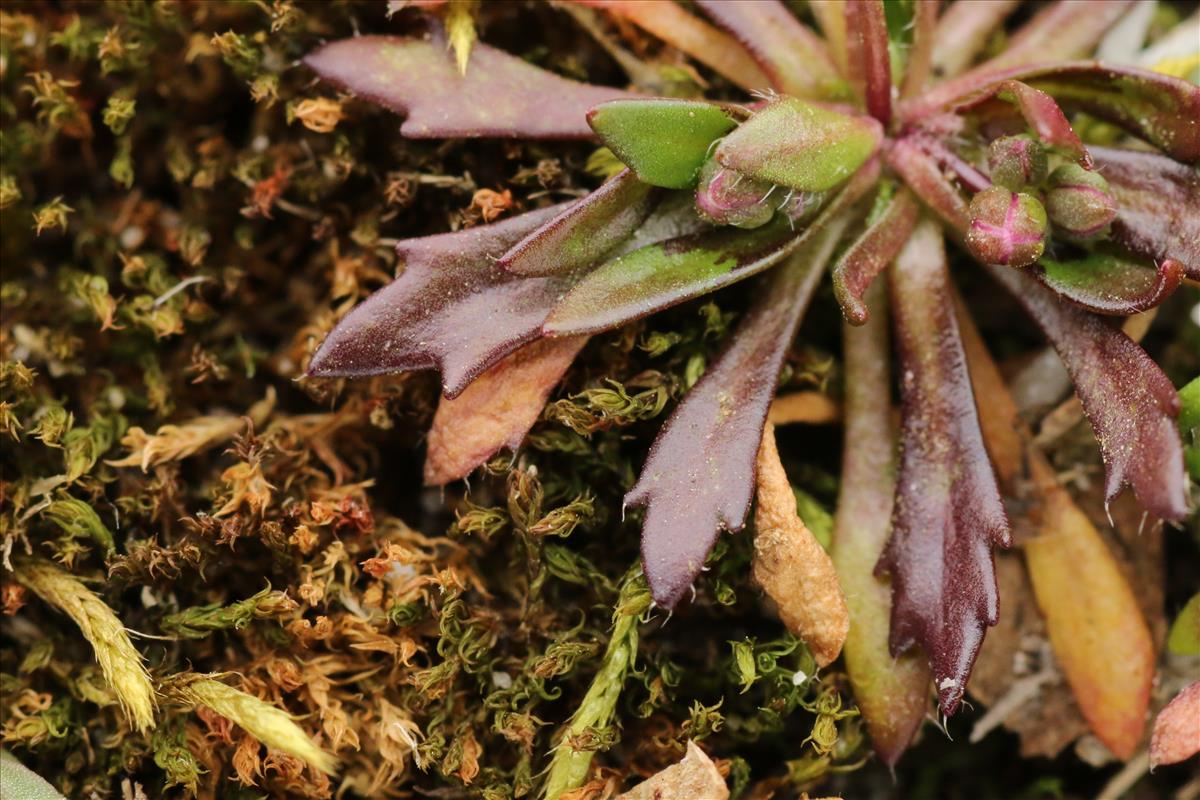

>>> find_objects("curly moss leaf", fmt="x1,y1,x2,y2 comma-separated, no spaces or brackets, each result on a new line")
500,170,655,276
627,214,850,608
586,100,738,189
715,97,881,192
831,186,920,325
1150,682,1200,768
694,0,840,99
1033,254,1183,315
1090,146,1200,277
545,158,878,336
1024,458,1155,761
304,36,634,139
424,336,588,485
832,279,930,766
986,264,1188,521
0,750,66,800
882,219,1010,716
844,0,892,124
308,203,575,397
906,61,1200,163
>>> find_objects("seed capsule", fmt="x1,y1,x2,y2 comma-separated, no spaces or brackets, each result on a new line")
1045,164,1116,239
987,135,1047,190
965,186,1048,268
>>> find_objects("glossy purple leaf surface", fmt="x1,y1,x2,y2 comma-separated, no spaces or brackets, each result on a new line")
308,204,576,397
882,219,1010,716
844,0,892,125
499,170,655,276
832,186,920,325
695,0,840,99
629,215,850,608
986,265,1189,522
904,61,1200,163
304,35,634,139
1034,255,1184,316
543,158,878,337
1090,146,1200,277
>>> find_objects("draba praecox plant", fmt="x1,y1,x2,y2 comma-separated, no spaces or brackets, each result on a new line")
302,0,1198,762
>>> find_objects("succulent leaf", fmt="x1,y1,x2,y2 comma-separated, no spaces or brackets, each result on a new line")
544,158,879,337
963,80,1091,166
695,0,842,99
1034,254,1183,315
500,170,656,276
844,0,893,124
715,97,882,192
1090,145,1200,277
882,219,1010,717
304,35,634,139
986,264,1189,521
586,100,738,189
831,186,920,325
832,279,931,766
629,215,851,608
308,203,576,396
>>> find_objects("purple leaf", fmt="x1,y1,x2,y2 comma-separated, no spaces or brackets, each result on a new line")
499,170,655,276
904,62,1200,163
832,278,931,766
959,80,1091,166
844,0,892,125
628,215,851,608
303,35,634,139
881,218,1010,716
694,0,841,99
831,187,920,325
544,158,879,337
1090,146,1200,277
985,264,1189,522
308,204,577,397
886,138,970,232
1033,255,1184,316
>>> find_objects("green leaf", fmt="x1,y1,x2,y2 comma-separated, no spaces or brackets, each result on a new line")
1167,593,1200,656
715,97,881,191
1180,376,1200,434
0,750,67,800
587,99,738,189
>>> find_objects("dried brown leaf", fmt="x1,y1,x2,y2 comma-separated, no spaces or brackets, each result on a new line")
616,741,727,800
752,422,848,667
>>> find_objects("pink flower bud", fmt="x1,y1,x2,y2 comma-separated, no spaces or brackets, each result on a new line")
694,160,776,229
987,135,1047,190
1045,164,1116,239
966,186,1047,268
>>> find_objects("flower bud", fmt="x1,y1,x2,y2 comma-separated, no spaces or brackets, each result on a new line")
966,186,1047,268
987,135,1047,190
1044,164,1116,239
694,159,776,229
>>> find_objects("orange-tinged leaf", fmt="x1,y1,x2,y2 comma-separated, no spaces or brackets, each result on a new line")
1023,457,1155,761
423,336,587,485
1150,682,1200,768
766,392,840,426
580,0,770,94
753,422,848,667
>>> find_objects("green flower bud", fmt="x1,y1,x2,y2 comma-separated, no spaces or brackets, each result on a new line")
966,186,1048,268
1045,164,1116,239
987,135,1047,190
